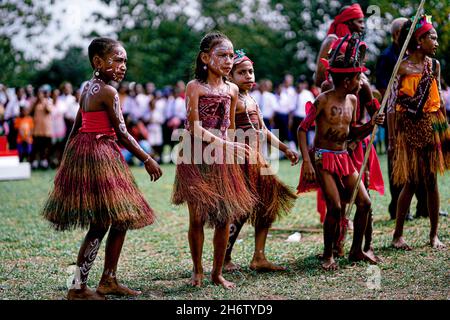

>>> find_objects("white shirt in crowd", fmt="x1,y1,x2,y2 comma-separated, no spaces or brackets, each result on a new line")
59,94,78,121
135,93,151,121
259,91,278,120
276,86,297,114
294,89,315,118
5,96,29,120
147,100,166,146
123,95,140,121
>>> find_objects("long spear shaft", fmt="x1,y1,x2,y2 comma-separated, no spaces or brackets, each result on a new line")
345,0,426,219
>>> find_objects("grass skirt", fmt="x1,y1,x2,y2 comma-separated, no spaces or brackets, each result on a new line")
393,110,450,185
243,152,296,227
42,133,155,231
172,139,257,228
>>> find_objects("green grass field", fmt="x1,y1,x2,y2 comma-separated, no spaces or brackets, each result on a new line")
0,155,448,300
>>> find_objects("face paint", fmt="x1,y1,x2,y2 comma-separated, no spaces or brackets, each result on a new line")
208,41,234,76
119,123,127,134
89,83,101,96
106,48,127,82
113,94,124,123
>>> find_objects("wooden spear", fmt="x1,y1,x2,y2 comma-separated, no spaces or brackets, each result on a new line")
345,0,426,219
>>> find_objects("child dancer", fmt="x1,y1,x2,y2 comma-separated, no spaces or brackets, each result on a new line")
42,38,162,300
297,37,385,270
172,32,256,289
224,50,298,272
390,15,449,250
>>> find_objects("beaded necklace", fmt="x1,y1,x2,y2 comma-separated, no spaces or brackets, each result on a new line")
238,92,263,133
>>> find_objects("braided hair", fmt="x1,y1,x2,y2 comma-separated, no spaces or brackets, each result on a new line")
194,32,231,82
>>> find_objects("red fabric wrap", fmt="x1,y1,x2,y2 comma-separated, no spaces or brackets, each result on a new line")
233,55,253,66
79,110,115,136
415,23,433,39
350,137,385,196
299,101,316,131
327,4,364,37
297,149,357,195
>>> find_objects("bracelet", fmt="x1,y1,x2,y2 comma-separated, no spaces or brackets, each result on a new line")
143,156,151,164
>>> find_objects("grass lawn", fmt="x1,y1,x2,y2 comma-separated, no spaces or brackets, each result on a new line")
0,155,448,300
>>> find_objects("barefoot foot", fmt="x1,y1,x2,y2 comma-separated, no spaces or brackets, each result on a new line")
249,258,286,272
349,250,378,264
223,260,241,273
321,257,338,271
364,246,383,263
211,275,235,289
190,273,204,287
97,276,141,297
391,237,412,251
67,287,106,300
430,236,446,249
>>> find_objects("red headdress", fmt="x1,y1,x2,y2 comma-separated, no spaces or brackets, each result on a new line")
320,33,367,80
327,3,364,37
413,15,434,39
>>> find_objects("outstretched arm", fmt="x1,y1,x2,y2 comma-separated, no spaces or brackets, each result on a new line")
257,105,299,165
104,86,162,181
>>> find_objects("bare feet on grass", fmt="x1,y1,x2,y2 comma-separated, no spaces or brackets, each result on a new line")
321,256,338,271
249,258,286,272
349,250,378,265
223,259,241,272
211,274,236,289
430,236,446,249
392,237,412,251
97,276,141,296
190,273,204,287
67,287,106,300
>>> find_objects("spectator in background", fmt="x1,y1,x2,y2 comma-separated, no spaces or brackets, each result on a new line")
175,80,186,99
275,74,297,151
135,83,151,121
163,86,185,161
14,105,34,162
291,77,314,148
5,87,29,150
124,84,140,122
0,103,9,137
146,95,165,163
30,85,53,170
145,82,156,98
121,114,151,166
258,79,277,130
50,88,67,167
59,82,78,140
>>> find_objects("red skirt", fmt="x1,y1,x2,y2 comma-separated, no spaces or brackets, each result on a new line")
297,148,357,223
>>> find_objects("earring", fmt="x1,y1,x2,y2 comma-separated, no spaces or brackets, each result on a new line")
203,65,207,70
94,69,100,77
417,45,421,49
